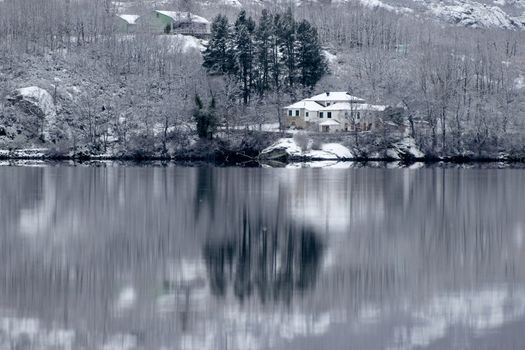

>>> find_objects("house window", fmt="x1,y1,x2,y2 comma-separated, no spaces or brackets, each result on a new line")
327,112,332,119
357,112,361,120
295,110,299,117
319,112,324,118
288,110,292,116
305,112,309,117
326,102,330,106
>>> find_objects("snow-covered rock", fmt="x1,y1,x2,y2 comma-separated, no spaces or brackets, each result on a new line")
387,137,425,160
321,143,354,159
11,87,56,118
429,0,523,29
260,138,354,161
261,137,425,162
7,87,57,141
260,138,303,160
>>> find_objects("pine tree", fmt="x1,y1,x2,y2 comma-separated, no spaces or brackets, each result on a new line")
203,15,234,75
296,20,328,90
255,9,273,95
277,8,297,92
234,10,255,104
270,13,282,92
202,9,327,104
193,95,217,139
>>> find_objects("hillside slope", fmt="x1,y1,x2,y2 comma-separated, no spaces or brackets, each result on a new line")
113,0,525,29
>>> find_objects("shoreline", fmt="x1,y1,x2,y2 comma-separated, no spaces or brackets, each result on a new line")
2,153,525,168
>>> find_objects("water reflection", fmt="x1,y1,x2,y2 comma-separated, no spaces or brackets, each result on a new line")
204,225,324,303
0,165,524,349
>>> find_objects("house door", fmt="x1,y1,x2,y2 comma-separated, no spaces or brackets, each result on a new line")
322,126,330,133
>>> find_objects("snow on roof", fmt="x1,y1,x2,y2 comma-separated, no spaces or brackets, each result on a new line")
319,120,340,126
320,102,387,112
320,102,355,111
354,103,387,111
284,100,324,110
155,10,210,24
306,92,365,103
118,14,140,25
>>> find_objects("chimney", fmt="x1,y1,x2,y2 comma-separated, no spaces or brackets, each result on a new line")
326,91,330,96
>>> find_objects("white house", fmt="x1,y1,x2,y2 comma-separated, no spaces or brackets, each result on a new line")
284,92,388,133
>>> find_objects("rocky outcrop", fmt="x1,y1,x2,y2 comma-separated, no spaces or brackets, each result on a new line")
428,0,523,29
260,137,424,162
7,87,57,142
260,138,354,161
386,137,425,160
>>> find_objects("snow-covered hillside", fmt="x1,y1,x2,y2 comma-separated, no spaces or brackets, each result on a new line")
112,0,525,30
269,0,525,29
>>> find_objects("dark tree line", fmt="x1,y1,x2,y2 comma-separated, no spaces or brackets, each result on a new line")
203,8,328,104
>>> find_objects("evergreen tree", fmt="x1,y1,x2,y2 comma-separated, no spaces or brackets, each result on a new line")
255,9,273,95
277,8,297,92
296,20,328,90
202,9,327,104
270,13,283,92
234,10,256,104
203,15,234,75
193,95,217,139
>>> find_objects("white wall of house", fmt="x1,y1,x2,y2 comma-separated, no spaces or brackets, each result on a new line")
304,110,318,121
319,121,342,133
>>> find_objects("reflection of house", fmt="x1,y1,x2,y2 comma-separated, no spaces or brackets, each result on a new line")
136,10,210,36
284,92,388,133
115,14,140,33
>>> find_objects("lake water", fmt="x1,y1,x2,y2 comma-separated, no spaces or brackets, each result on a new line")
1,164,525,350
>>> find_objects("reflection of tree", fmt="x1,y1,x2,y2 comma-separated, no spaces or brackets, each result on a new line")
194,166,216,219
203,216,324,304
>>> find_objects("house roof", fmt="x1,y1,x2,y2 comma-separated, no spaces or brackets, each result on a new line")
155,10,210,24
320,102,387,112
319,120,340,126
306,92,365,103
354,103,387,111
118,14,140,25
284,100,323,110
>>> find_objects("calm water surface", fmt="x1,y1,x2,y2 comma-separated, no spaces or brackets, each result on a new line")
1,164,525,350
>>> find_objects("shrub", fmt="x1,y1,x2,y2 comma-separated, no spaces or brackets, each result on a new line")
293,131,310,152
